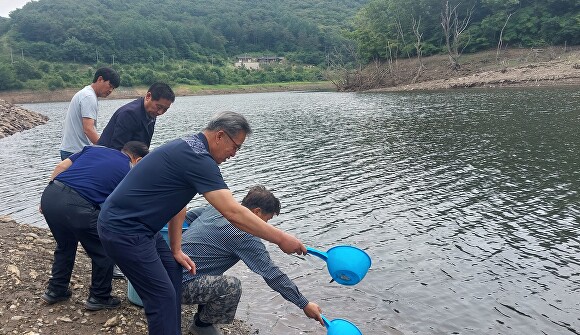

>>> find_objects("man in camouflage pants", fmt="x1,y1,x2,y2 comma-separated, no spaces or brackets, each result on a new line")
181,186,323,335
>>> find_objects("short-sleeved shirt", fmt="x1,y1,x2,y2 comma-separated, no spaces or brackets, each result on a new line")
60,85,98,153
55,145,131,205
181,205,310,309
97,97,156,150
98,133,228,234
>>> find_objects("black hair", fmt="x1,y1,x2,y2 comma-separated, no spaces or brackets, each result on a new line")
93,67,120,88
241,185,280,215
121,141,149,158
148,82,175,102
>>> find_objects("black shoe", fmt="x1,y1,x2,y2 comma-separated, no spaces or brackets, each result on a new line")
85,295,121,311
113,265,125,279
41,288,72,304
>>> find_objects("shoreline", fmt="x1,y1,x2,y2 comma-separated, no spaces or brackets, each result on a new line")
0,215,253,335
0,81,336,105
0,48,578,105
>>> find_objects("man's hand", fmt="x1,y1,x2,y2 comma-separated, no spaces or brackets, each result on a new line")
173,249,196,275
303,302,323,326
278,232,307,255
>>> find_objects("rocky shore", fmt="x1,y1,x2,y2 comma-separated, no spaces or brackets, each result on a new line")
0,216,253,335
0,99,48,139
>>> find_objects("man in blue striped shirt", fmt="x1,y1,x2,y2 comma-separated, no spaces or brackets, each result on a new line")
181,186,323,335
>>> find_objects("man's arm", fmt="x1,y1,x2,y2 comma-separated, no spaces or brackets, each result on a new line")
168,207,196,274
203,189,306,255
50,158,73,180
82,117,99,144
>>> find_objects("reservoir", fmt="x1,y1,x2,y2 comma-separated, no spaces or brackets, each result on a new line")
0,88,578,334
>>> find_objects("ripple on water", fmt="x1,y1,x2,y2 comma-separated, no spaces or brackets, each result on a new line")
1,89,579,334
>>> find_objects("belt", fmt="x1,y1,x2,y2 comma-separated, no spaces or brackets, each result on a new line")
50,179,100,210
52,179,67,188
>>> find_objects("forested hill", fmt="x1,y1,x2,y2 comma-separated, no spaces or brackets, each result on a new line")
0,0,368,65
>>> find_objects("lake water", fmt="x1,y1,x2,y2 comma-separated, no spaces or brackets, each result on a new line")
1,89,579,335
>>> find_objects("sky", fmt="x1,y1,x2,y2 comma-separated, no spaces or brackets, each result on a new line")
0,0,33,18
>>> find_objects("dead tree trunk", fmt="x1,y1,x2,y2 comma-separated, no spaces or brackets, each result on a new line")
496,12,513,63
412,15,425,83
441,1,473,71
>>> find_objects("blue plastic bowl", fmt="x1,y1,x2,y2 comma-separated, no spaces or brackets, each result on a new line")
127,220,189,306
322,315,362,335
307,245,371,286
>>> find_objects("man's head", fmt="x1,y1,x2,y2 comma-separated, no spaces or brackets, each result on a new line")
203,111,252,164
92,67,120,98
121,141,149,166
241,185,281,222
144,82,175,118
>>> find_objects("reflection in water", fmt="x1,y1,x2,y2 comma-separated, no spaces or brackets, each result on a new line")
0,88,579,334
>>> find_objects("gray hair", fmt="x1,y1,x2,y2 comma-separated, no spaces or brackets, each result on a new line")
204,111,252,136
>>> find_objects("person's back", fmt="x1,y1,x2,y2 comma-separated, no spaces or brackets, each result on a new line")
59,67,120,160
56,146,137,204
60,85,98,154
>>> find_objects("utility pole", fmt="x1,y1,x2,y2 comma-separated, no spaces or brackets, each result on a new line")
112,54,115,66
96,49,99,63
162,51,165,66
10,47,13,63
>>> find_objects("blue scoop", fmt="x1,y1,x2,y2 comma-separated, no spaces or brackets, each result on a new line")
322,314,362,335
307,245,371,286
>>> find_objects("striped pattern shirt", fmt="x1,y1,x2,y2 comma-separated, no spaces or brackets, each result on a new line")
181,206,309,309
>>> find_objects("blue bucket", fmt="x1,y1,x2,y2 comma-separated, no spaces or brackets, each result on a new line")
126,220,189,307
322,315,362,335
159,220,189,244
127,280,143,307
307,245,371,286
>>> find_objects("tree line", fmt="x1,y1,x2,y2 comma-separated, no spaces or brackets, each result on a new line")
0,0,577,91
350,0,579,64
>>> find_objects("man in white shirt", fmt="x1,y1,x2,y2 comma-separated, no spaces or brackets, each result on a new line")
59,67,120,160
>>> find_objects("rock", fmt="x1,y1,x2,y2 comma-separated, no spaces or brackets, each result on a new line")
10,316,26,321
23,233,39,239
104,316,120,328
7,265,20,278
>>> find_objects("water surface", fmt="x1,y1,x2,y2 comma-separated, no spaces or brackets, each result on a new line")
1,89,579,334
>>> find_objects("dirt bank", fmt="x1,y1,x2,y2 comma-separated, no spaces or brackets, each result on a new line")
368,47,580,92
0,216,253,335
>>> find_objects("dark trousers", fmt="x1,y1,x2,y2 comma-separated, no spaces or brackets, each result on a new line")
98,224,182,335
40,181,114,299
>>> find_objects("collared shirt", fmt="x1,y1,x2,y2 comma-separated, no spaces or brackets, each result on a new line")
97,97,156,150
56,145,131,205
98,133,228,234
182,206,309,309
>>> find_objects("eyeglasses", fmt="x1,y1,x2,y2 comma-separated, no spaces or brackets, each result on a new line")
224,131,242,151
